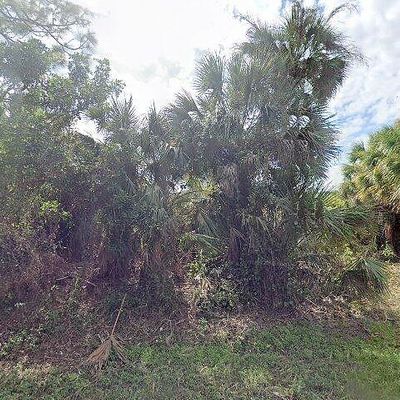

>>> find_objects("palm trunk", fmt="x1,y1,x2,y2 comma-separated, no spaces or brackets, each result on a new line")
385,213,400,257
261,262,289,309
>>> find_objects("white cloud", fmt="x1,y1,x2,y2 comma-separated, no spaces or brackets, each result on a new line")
325,0,400,186
76,0,284,112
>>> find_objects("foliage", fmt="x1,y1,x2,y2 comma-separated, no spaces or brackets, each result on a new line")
0,0,388,311
343,122,400,211
0,0,95,51
342,257,388,295
162,2,362,307
343,122,400,257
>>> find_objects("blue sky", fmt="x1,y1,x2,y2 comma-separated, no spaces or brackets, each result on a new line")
76,0,400,186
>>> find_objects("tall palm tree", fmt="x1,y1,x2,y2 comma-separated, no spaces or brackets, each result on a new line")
241,1,361,103
165,2,360,307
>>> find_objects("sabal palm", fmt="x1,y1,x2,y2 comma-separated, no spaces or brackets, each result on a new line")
97,96,183,294
343,123,400,211
343,122,400,255
165,2,359,306
241,1,360,103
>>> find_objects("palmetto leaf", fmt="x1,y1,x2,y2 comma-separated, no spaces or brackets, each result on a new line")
343,257,389,293
322,205,370,237
106,96,138,138
343,123,400,212
165,90,202,128
327,2,359,22
194,52,225,99
182,232,222,254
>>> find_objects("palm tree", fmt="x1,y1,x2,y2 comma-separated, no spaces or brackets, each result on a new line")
343,122,400,255
165,2,360,307
241,1,361,103
95,96,184,300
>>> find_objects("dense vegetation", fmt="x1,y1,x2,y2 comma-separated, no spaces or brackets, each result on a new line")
0,0,389,312
343,122,400,256
1,1,399,398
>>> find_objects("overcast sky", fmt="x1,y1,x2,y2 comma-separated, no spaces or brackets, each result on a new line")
76,0,400,186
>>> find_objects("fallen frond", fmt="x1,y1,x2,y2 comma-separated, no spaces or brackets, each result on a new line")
84,294,128,372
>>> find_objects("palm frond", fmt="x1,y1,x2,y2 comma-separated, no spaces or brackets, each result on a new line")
104,96,138,144
342,258,388,294
194,52,225,100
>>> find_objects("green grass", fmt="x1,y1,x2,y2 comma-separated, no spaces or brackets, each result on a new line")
1,321,400,400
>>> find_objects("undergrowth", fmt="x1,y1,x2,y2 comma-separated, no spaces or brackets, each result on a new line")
1,321,399,400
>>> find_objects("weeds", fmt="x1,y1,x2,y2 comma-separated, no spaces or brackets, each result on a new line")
2,321,400,399
0,328,42,359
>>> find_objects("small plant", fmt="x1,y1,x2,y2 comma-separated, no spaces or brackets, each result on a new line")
0,328,42,358
342,257,389,296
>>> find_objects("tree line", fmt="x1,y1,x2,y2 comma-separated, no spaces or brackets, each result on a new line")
0,0,395,313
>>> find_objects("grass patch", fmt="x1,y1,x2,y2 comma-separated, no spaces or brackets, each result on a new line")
1,321,399,399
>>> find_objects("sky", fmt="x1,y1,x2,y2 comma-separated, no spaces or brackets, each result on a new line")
76,0,400,186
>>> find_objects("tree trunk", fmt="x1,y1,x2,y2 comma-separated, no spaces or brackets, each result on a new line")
385,213,400,257
260,262,289,309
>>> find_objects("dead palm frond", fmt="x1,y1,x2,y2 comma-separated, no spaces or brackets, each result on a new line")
84,294,128,371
